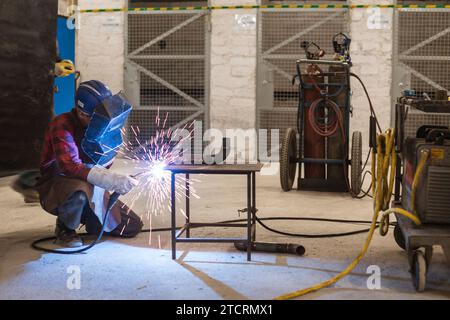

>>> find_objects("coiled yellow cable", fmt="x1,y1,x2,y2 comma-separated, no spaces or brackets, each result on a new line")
274,129,426,300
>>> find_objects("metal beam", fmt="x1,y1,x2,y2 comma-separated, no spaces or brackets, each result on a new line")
259,107,297,112
262,11,342,56
133,106,202,111
169,110,204,132
399,55,450,61
264,60,293,82
129,12,205,57
401,62,449,93
128,10,205,15
400,26,450,56
130,55,205,60
264,54,335,60
260,8,348,13
129,60,205,109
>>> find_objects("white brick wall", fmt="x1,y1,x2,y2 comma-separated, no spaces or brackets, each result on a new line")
210,0,259,131
58,0,70,16
76,0,126,94
349,0,394,155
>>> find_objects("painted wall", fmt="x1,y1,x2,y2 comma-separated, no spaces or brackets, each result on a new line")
76,0,126,94
210,0,258,132
350,0,394,156
54,16,76,115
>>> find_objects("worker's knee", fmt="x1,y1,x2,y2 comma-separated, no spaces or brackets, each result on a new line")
56,191,89,230
69,191,89,206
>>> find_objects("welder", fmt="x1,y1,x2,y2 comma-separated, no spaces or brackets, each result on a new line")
36,80,143,248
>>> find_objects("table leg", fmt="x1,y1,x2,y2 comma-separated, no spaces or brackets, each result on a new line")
252,172,256,242
186,173,190,238
171,172,176,260
247,173,252,261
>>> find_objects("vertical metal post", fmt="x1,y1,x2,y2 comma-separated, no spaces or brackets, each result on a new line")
186,173,190,238
256,6,262,134
394,154,402,204
251,172,256,242
171,172,176,259
391,4,400,125
204,10,211,131
247,173,252,261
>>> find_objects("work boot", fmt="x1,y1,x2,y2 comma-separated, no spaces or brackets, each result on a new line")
55,219,83,248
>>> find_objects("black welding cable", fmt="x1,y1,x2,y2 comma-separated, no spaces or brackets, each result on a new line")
349,72,382,133
353,149,373,199
355,171,373,199
255,217,371,238
148,216,396,239
31,215,396,253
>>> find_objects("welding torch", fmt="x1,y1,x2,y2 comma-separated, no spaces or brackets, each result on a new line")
108,170,150,206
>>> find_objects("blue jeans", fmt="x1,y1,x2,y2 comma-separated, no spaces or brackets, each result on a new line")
56,191,143,237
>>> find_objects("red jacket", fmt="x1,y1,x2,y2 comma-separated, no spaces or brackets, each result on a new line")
40,109,91,181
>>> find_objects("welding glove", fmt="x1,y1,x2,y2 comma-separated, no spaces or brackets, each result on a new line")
87,166,139,195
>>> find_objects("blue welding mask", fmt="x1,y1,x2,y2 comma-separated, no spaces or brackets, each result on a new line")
81,93,132,166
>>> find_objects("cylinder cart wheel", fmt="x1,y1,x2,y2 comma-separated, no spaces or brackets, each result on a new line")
412,250,427,292
280,128,298,192
351,131,363,195
394,225,406,250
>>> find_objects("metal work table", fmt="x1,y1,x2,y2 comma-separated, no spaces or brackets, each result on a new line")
165,163,263,261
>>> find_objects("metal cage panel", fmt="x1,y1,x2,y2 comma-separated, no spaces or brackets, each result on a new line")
125,10,210,151
393,6,450,100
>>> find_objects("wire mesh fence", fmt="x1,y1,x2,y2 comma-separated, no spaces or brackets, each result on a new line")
393,1,450,139
125,9,209,156
393,2,450,99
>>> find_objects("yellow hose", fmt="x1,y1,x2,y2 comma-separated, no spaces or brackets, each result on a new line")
274,129,425,300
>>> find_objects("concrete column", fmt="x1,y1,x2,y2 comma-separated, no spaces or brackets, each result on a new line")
76,0,125,93
209,0,259,131
59,0,79,16
58,0,69,16
349,0,394,155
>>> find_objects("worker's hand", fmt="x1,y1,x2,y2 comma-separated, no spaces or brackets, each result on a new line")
55,59,75,77
87,166,139,195
114,175,139,195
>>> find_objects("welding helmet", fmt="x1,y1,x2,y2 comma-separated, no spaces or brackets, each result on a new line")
76,80,112,116
81,92,132,166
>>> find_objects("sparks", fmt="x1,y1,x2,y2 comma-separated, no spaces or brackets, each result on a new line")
100,108,201,241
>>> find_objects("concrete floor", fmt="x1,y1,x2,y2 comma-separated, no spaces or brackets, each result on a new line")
1,162,450,300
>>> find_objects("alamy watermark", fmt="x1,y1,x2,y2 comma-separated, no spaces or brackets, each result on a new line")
66,265,81,290
163,121,280,175
366,265,381,290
